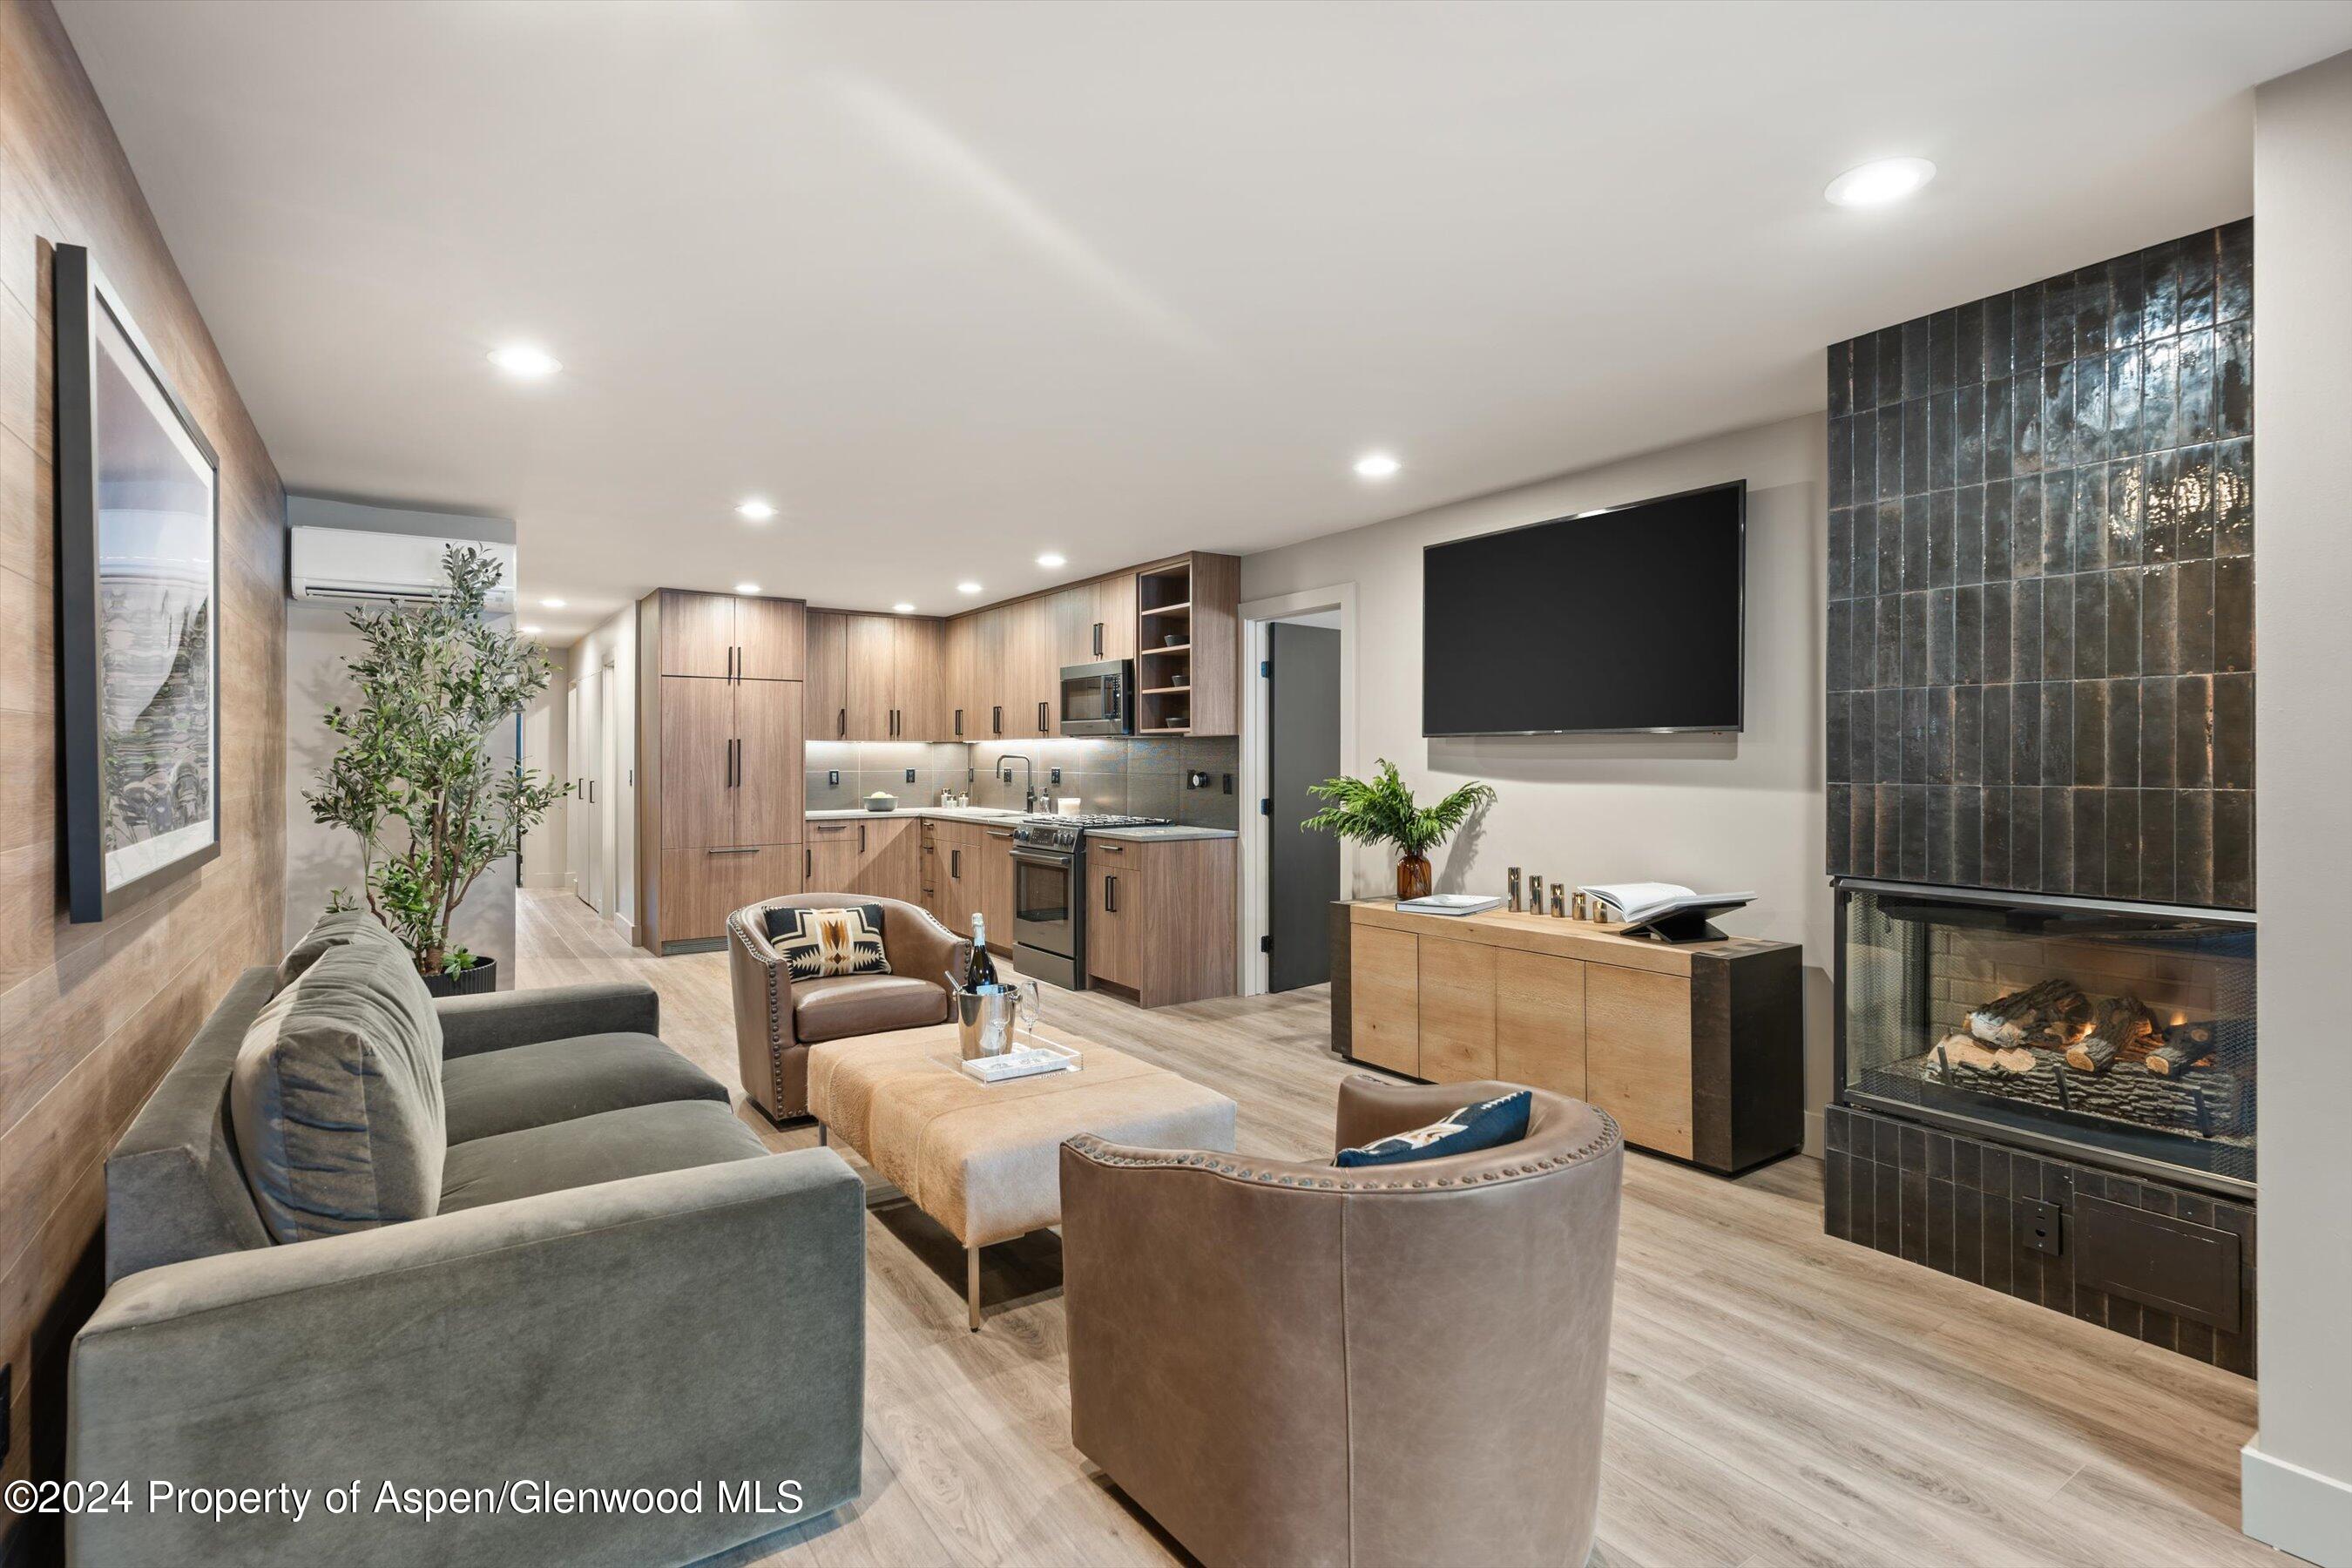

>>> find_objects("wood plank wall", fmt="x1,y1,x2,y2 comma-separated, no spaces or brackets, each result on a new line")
0,4,287,1558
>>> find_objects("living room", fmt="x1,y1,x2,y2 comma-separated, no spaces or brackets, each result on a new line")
5,3,2350,1566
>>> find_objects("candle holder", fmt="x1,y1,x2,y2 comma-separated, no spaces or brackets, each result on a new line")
1507,868,1523,912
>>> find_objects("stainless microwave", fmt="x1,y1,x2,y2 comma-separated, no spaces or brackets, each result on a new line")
1058,659,1133,736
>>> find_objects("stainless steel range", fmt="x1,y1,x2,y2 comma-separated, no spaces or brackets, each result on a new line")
1010,814,1171,990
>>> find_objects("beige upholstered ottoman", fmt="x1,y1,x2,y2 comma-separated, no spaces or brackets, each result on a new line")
807,1023,1236,1328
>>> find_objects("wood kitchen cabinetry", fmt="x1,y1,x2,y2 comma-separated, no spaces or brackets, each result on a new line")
1132,553,1240,735
808,610,948,741
1331,902,1801,1173
803,815,921,904
639,589,808,951
1085,835,1234,1007
920,820,1014,946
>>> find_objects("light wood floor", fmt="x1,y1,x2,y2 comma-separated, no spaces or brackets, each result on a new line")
518,889,2275,1568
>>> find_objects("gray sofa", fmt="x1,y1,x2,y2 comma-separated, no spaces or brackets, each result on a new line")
68,939,866,1567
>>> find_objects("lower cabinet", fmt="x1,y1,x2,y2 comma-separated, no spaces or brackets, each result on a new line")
1336,905,1801,1173
802,817,921,905
1085,836,1234,1008
978,826,1016,951
658,843,803,944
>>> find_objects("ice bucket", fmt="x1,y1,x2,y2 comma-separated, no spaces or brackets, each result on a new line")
950,983,1017,1059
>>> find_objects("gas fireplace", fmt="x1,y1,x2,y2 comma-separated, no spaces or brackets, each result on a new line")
1837,879,2255,1196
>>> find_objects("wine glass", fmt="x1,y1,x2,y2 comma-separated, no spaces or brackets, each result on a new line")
1014,979,1043,1044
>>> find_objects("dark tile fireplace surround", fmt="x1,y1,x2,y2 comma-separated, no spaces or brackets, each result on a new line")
1821,224,2257,1373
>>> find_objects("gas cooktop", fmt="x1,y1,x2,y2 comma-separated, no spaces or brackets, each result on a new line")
1023,813,1172,828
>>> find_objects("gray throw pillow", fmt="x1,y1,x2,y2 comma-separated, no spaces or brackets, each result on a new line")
233,933,449,1242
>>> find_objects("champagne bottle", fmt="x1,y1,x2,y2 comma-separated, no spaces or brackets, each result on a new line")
965,916,1001,990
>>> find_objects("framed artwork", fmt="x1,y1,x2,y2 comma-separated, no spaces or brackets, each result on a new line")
55,244,222,923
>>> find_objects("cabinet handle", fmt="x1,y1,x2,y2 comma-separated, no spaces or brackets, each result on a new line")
804,848,812,879
705,845,759,855
954,707,963,737
859,823,868,853
837,706,847,738
1038,700,1049,733
951,848,962,879
1096,841,1125,854
1093,621,1104,658
1105,874,1118,913
991,705,1002,735
986,828,1012,841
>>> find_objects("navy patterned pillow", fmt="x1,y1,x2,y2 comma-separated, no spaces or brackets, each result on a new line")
1335,1089,1532,1168
762,903,892,981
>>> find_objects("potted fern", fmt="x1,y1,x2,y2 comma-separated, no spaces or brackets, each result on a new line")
305,546,569,995
1301,759,1496,901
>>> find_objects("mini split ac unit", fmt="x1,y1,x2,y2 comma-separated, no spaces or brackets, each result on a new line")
288,526,517,612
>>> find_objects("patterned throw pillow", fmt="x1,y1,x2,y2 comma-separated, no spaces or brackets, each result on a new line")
763,903,893,980
1335,1089,1532,1168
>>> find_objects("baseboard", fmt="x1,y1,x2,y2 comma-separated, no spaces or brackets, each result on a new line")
2243,1438,2352,1566
520,871,566,889
611,913,636,944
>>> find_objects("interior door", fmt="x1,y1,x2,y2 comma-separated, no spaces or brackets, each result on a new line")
661,590,736,678
805,611,848,742
844,614,897,740
733,679,806,845
564,681,584,897
660,675,736,849
575,666,603,911
1267,623,1341,990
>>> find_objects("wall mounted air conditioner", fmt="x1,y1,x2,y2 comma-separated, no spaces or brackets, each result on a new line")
288,526,517,612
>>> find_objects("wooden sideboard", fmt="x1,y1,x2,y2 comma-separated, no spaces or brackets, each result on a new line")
1331,900,1802,1173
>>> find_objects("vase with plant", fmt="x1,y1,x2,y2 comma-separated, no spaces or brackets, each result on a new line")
306,546,569,995
1301,759,1496,901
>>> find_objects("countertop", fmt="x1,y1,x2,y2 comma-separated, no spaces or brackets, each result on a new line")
804,807,1025,824
1085,825,1239,841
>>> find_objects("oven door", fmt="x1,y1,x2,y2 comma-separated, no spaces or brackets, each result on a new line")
1058,660,1131,735
1011,849,1076,959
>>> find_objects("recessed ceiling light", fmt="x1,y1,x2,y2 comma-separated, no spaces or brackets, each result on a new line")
956,581,983,595
1035,552,1067,570
734,582,760,595
892,602,916,614
540,597,565,608
736,498,776,521
488,342,561,377
1824,157,1936,208
520,625,543,635
1354,452,1401,480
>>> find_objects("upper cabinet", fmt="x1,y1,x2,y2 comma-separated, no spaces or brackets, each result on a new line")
1133,553,1240,735
655,588,803,681
808,610,951,740
943,615,977,741
1092,572,1137,662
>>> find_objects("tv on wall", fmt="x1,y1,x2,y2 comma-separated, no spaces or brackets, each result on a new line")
1422,480,1745,735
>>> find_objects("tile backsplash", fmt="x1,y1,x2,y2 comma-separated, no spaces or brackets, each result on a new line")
805,737,1240,829
1824,220,2253,909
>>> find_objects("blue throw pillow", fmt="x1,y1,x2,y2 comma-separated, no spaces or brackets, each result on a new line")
1335,1090,1532,1168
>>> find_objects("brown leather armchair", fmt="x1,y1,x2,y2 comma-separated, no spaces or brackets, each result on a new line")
728,892,970,1122
1060,1076,1623,1568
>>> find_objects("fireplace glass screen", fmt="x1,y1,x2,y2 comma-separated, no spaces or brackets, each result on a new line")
1840,884,2254,1191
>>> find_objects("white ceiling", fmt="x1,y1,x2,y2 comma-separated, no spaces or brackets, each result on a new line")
60,0,2352,645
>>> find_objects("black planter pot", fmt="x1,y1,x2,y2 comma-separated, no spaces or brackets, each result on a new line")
423,956,497,998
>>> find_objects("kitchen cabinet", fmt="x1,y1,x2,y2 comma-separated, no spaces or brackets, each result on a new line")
978,824,1016,950
659,844,801,945
1132,553,1240,735
1004,596,1057,738
1081,835,1233,1007
943,616,978,740
812,612,950,741
648,672,806,945
803,816,922,904
805,610,848,741
1085,840,1139,989
1092,572,1137,662
656,587,803,682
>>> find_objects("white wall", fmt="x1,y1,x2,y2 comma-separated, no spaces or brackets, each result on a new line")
565,603,639,938
2244,49,2352,1568
1241,415,1834,1146
282,496,521,984
518,666,567,889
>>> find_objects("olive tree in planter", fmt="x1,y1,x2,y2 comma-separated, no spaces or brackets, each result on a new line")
1301,759,1495,902
306,546,568,995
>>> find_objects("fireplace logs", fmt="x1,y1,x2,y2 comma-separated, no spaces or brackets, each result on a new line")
1935,1033,2035,1076
2147,1021,2218,1078
1965,979,2092,1051
2065,995,2159,1074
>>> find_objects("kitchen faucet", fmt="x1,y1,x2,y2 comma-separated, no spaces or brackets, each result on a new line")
997,754,1037,814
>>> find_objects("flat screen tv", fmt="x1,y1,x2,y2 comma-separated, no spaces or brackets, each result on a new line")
1423,480,1744,735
